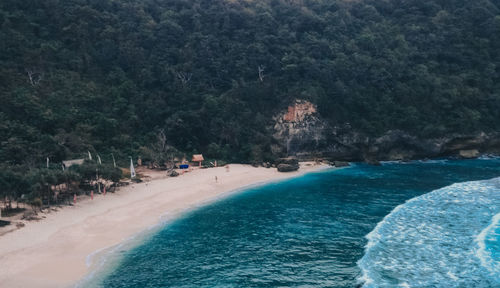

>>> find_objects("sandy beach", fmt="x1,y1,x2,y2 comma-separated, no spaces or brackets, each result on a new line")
0,163,328,288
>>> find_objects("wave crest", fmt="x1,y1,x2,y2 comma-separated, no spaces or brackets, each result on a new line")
358,177,500,287
476,213,500,276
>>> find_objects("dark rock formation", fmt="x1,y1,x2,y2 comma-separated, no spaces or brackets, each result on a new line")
333,161,350,167
272,101,500,162
325,130,500,162
273,100,328,157
275,157,299,166
275,157,300,172
277,163,300,172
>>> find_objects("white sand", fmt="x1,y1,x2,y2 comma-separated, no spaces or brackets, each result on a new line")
0,163,329,288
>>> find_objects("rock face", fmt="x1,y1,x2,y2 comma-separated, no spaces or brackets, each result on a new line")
459,149,480,159
325,130,500,162
273,100,327,158
272,99,500,162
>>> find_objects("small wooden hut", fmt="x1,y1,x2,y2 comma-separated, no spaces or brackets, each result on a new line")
192,154,204,167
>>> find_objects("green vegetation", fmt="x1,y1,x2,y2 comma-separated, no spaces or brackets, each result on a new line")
1,0,499,205
0,160,122,213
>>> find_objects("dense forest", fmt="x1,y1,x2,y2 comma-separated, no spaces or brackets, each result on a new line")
1,0,500,205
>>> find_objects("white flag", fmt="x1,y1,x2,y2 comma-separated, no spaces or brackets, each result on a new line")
130,158,136,179
88,151,92,160
97,155,102,165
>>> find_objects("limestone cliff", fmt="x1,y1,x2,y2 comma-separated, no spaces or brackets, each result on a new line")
272,100,500,162
272,100,327,158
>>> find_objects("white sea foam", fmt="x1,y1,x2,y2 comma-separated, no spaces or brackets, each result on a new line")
478,155,500,160
358,177,500,288
416,159,449,164
476,213,500,276
380,159,450,166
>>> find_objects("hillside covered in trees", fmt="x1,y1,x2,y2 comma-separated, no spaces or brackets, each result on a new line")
1,0,500,203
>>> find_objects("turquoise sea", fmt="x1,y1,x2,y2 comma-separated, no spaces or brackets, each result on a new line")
85,158,500,287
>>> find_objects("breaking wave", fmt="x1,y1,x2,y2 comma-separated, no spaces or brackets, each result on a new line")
358,177,500,287
476,213,500,277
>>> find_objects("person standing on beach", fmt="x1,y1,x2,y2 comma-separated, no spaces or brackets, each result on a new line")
215,176,218,183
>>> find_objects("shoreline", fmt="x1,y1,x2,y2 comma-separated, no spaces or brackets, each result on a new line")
0,163,330,288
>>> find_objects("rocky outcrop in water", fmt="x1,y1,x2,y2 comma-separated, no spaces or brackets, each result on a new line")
272,100,500,162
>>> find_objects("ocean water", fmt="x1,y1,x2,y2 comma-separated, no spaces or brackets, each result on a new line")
358,176,500,287
88,158,500,288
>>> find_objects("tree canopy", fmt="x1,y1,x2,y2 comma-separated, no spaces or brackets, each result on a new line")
1,0,499,201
